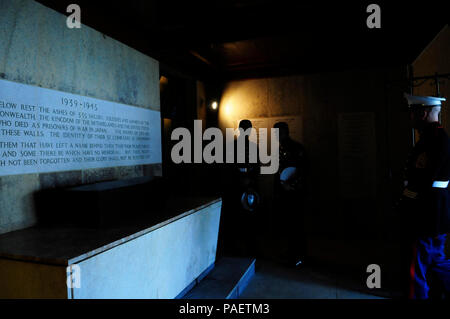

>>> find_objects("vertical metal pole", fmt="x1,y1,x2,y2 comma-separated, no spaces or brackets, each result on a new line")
435,72,441,124
408,65,415,146
435,72,441,96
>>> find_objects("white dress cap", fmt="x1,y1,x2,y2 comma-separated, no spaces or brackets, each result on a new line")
404,93,446,107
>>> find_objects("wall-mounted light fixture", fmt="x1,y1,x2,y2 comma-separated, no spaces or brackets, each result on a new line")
210,100,218,110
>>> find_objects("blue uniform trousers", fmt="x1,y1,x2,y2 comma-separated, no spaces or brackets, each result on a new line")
409,234,450,299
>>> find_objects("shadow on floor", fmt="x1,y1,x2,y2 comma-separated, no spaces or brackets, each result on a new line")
239,259,393,299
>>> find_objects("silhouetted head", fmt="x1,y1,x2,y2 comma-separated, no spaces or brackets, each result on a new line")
239,119,252,131
273,121,289,142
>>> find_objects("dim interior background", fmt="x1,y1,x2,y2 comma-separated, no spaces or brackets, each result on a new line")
0,0,449,296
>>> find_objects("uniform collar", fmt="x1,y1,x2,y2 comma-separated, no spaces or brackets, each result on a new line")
421,121,442,138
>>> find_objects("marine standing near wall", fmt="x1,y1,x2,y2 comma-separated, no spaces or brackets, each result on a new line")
398,93,450,299
273,121,308,267
220,120,260,257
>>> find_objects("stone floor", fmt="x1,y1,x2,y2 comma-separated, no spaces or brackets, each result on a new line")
239,259,391,299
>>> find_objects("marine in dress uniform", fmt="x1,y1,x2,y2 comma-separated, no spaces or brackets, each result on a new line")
399,93,450,299
220,120,260,257
273,122,308,266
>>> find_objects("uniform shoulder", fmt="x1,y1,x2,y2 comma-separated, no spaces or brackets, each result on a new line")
436,126,449,142
425,123,448,139
430,126,450,153
286,138,306,155
286,137,302,147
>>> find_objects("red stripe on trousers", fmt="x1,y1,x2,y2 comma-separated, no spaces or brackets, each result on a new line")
409,243,417,299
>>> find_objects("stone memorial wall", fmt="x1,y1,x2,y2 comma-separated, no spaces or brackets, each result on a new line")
0,0,161,234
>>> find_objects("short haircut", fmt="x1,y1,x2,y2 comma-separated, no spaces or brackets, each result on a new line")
239,119,252,130
273,121,289,134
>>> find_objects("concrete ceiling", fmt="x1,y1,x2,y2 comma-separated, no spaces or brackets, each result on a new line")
37,0,448,80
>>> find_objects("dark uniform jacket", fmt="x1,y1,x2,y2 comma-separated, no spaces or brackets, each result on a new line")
400,122,450,238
